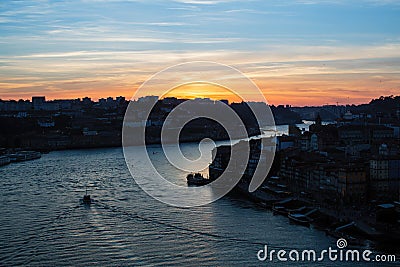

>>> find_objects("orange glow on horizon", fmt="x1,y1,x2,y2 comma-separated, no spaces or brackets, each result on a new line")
161,82,245,103
1,75,398,107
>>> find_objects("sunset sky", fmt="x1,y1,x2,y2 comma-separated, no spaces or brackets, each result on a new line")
1,0,400,106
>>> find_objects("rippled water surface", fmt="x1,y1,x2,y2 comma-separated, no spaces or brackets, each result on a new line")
0,141,396,266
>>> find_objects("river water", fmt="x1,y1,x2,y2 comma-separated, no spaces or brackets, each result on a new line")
0,124,396,266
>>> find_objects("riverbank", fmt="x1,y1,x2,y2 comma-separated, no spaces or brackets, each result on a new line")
1,126,264,152
0,150,42,167
229,176,400,247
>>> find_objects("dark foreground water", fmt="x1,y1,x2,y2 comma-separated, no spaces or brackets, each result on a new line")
0,144,397,266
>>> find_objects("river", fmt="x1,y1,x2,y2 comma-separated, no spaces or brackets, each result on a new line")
0,123,396,266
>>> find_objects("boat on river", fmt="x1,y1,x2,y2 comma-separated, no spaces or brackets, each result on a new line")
288,213,313,226
81,187,93,205
0,156,10,167
187,173,211,186
8,151,41,162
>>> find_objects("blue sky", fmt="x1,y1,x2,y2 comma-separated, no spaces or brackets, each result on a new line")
1,0,399,105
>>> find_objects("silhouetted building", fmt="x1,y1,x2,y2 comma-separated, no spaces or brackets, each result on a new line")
370,150,400,201
32,96,46,110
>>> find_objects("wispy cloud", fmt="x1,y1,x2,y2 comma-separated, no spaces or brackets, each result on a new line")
172,0,239,5
0,0,399,104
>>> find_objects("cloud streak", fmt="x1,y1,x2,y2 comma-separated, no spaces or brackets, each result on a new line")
0,0,399,104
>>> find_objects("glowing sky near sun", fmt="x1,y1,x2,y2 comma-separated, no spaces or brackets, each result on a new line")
162,82,245,103
1,0,400,106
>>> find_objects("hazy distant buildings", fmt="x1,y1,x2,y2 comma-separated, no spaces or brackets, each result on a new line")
32,96,46,110
82,97,92,105
338,125,394,145
138,95,159,103
0,100,31,112
116,96,125,104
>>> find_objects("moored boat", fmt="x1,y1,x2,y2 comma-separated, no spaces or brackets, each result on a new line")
272,205,288,215
8,151,41,162
0,155,10,166
288,213,313,226
272,198,298,215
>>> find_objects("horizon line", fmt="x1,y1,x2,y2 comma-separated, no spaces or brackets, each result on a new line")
1,94,398,108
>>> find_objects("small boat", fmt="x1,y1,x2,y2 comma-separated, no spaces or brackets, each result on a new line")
288,213,313,226
81,187,93,205
186,173,211,186
82,195,91,204
8,151,41,162
0,156,10,167
256,201,269,208
272,205,288,215
288,206,308,214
